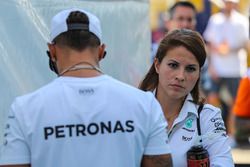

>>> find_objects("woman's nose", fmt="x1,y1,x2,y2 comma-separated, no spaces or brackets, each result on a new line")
175,69,185,82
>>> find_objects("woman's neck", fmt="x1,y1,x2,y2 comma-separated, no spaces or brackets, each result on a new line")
156,90,185,130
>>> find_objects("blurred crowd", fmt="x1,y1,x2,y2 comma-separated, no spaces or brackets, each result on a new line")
150,0,250,147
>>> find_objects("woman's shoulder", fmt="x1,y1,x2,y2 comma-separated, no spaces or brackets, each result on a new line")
200,104,226,134
203,104,221,113
201,104,223,121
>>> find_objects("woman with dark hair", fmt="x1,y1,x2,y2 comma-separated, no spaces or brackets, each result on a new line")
140,29,233,166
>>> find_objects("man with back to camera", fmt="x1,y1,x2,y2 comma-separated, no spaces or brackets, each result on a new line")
0,8,173,167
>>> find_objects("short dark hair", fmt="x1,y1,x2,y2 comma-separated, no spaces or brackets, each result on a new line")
169,1,196,19
53,11,101,51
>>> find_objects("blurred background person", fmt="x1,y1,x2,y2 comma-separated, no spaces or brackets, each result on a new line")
203,0,249,137
151,1,197,63
165,1,197,31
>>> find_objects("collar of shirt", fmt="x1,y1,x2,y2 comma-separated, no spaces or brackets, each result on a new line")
152,90,199,123
174,94,199,125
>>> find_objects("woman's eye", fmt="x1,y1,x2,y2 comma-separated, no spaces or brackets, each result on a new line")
186,66,196,72
168,63,178,69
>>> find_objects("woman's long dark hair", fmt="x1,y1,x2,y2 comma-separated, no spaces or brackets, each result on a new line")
139,29,206,104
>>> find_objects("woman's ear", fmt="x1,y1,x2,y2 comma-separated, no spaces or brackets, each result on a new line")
154,58,160,74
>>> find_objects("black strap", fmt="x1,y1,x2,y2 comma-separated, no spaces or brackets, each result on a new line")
67,23,89,31
197,103,204,142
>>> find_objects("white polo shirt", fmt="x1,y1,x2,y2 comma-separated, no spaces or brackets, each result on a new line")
0,75,171,167
168,94,234,167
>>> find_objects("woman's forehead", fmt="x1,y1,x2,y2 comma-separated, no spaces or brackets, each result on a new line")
164,46,199,64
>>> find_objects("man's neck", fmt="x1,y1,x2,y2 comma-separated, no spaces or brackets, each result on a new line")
223,9,233,18
59,61,102,77
57,49,101,77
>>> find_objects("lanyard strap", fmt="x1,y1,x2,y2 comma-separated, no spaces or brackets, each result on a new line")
197,103,204,142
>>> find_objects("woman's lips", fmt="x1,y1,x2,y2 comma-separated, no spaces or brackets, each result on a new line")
169,84,185,90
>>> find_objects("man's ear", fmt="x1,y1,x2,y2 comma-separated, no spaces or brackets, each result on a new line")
154,58,160,74
98,44,106,60
47,43,57,61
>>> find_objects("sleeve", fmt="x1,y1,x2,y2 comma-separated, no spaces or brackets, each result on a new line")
239,16,249,44
143,96,171,155
201,105,234,167
232,18,249,50
0,100,31,165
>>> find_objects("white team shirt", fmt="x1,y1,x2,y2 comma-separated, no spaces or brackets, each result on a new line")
0,75,171,167
168,94,234,167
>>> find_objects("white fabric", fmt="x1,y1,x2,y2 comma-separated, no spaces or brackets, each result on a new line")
0,1,151,145
50,8,102,42
224,0,239,3
203,10,248,77
0,75,170,167
168,94,234,167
